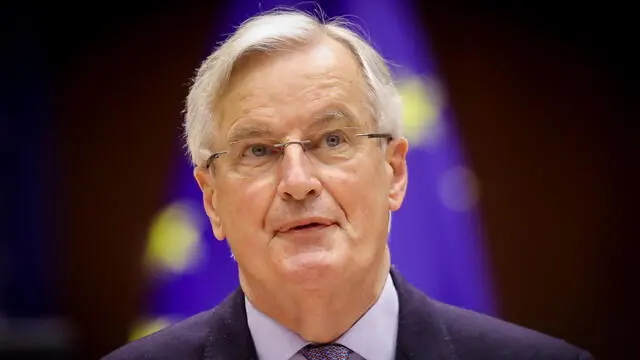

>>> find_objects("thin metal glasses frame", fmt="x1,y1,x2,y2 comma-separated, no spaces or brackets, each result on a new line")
203,132,393,169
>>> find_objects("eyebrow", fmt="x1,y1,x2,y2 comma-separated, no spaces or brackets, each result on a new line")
225,107,360,143
308,108,359,129
226,122,274,144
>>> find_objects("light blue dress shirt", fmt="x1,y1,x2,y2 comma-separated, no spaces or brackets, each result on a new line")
245,274,399,360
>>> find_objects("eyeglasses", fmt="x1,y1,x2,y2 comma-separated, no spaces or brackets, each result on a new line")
203,126,392,177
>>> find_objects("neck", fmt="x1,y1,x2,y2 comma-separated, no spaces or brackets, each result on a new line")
241,249,391,343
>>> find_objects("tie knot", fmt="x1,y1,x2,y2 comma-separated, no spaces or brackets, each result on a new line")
300,343,352,360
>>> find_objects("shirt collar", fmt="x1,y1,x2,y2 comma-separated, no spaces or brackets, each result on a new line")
245,293,306,360
245,273,399,360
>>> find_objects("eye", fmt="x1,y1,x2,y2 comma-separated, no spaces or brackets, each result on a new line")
243,144,271,157
323,133,344,147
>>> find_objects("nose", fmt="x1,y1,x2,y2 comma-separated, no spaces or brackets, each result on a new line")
276,142,322,201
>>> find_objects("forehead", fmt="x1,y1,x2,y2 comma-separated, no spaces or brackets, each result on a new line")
216,36,370,136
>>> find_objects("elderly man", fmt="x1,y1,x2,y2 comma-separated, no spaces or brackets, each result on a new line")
104,9,593,360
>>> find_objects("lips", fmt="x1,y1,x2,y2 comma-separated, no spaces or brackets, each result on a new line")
277,217,334,233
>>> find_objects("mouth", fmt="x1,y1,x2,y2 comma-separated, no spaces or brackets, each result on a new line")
289,223,328,231
277,218,335,234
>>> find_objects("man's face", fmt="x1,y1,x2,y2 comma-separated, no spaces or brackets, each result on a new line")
195,37,408,290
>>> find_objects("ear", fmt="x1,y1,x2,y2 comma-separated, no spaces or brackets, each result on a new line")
194,167,226,241
386,138,409,211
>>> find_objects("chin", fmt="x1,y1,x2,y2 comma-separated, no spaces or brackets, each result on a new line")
275,249,345,288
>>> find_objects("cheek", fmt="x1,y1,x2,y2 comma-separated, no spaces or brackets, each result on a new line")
219,177,275,240
322,160,389,234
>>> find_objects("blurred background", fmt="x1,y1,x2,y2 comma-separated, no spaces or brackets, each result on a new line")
0,0,635,359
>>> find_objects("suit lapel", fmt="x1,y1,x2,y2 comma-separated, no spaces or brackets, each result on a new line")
391,267,458,360
202,289,258,360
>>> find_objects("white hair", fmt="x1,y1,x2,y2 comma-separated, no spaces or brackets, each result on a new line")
183,8,403,166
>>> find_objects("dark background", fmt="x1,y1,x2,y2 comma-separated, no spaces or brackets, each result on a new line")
1,1,635,359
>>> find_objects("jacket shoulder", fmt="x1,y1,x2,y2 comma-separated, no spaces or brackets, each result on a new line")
432,300,593,359
101,309,216,360
102,289,256,360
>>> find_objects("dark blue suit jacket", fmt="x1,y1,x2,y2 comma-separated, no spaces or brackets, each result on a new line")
103,269,593,359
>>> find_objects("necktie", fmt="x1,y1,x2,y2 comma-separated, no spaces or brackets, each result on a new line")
300,343,352,360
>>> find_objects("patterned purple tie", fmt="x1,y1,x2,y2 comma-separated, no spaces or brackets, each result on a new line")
300,344,352,360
